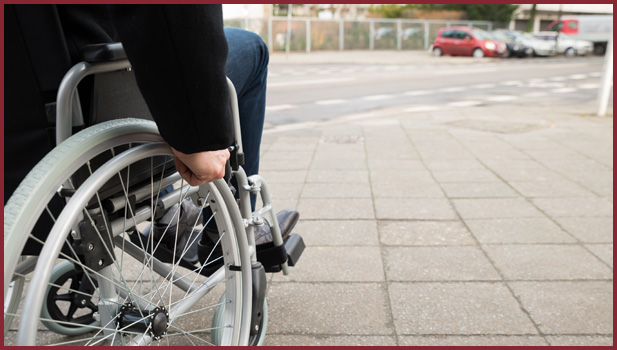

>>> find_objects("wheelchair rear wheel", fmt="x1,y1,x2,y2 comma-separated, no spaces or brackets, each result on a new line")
4,119,252,345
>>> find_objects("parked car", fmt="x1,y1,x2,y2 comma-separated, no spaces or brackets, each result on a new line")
432,26,507,58
545,15,612,55
490,31,533,57
494,30,556,57
532,31,593,57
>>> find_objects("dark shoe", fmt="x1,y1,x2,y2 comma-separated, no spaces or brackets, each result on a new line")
152,198,202,260
254,210,300,245
196,238,223,275
197,210,300,266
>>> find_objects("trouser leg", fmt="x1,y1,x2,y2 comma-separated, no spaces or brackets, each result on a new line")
224,27,269,209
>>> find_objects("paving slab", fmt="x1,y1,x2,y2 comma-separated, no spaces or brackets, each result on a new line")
553,217,613,243
531,197,613,217
266,283,393,335
384,246,501,281
509,281,613,334
371,181,445,198
268,182,304,200
298,198,375,219
389,282,537,335
464,218,576,244
273,246,384,282
509,180,594,198
398,335,547,346
378,220,476,246
452,198,544,219
584,244,613,268
310,158,367,170
264,335,397,346
545,336,614,346
301,182,372,198
306,169,369,183
367,159,426,170
441,182,519,198
484,245,613,280
294,219,379,246
375,198,458,220
431,169,501,183
424,159,485,170
370,169,435,184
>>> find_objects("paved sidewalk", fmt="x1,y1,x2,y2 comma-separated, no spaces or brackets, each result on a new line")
259,99,613,346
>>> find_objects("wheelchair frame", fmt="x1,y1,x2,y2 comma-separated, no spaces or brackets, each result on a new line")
4,50,294,346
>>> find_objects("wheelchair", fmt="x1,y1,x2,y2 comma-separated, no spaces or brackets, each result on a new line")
4,43,305,346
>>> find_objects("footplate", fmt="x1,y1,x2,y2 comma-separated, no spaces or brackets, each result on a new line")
256,233,305,273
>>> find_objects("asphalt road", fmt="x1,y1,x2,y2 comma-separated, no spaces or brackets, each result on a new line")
264,55,610,127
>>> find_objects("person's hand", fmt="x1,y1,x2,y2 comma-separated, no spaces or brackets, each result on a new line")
171,147,230,186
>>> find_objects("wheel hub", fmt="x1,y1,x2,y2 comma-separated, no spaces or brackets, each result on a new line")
117,303,169,340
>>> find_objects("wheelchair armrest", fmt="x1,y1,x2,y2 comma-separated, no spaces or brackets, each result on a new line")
81,43,127,62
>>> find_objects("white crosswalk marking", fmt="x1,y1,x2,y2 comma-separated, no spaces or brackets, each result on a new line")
568,74,588,80
266,104,296,111
470,84,496,89
551,88,578,93
486,95,518,102
528,78,546,84
447,100,482,107
578,83,601,89
404,90,433,96
521,92,549,98
501,80,523,86
268,77,355,88
439,87,465,93
315,99,348,105
363,94,393,101
549,77,567,81
404,106,444,112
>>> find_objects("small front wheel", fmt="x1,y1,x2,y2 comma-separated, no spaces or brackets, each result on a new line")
433,47,443,57
472,48,485,58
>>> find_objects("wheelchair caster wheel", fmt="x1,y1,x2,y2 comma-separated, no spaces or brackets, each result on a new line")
41,261,100,336
212,293,268,346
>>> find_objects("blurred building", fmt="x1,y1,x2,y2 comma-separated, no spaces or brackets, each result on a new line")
509,4,613,32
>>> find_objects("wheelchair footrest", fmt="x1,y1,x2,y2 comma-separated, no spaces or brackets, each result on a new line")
257,233,305,273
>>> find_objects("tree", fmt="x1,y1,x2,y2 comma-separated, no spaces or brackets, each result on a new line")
447,4,519,22
369,4,519,23
526,4,537,32
368,4,413,18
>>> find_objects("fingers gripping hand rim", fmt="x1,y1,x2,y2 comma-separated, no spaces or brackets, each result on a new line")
171,147,231,186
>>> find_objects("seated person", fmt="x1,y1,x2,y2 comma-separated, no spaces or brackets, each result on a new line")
5,5,298,264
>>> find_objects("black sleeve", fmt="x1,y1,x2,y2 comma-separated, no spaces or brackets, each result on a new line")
108,5,234,154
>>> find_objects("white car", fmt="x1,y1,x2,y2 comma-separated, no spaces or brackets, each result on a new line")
532,31,593,57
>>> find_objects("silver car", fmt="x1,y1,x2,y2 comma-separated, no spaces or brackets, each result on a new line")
532,31,594,57
495,30,556,57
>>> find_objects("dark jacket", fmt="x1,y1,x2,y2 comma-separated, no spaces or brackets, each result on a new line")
62,5,234,154
5,4,234,202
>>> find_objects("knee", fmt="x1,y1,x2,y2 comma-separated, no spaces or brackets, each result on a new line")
225,28,269,66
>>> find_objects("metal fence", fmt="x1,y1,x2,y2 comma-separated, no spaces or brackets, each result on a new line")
224,17,494,52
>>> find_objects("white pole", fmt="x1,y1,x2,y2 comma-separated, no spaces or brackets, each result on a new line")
285,4,293,56
306,19,311,53
597,32,613,116
339,19,344,51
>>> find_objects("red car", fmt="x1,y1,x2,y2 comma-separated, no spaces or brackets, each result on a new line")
432,26,507,58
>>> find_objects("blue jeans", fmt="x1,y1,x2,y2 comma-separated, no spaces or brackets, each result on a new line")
224,28,269,183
